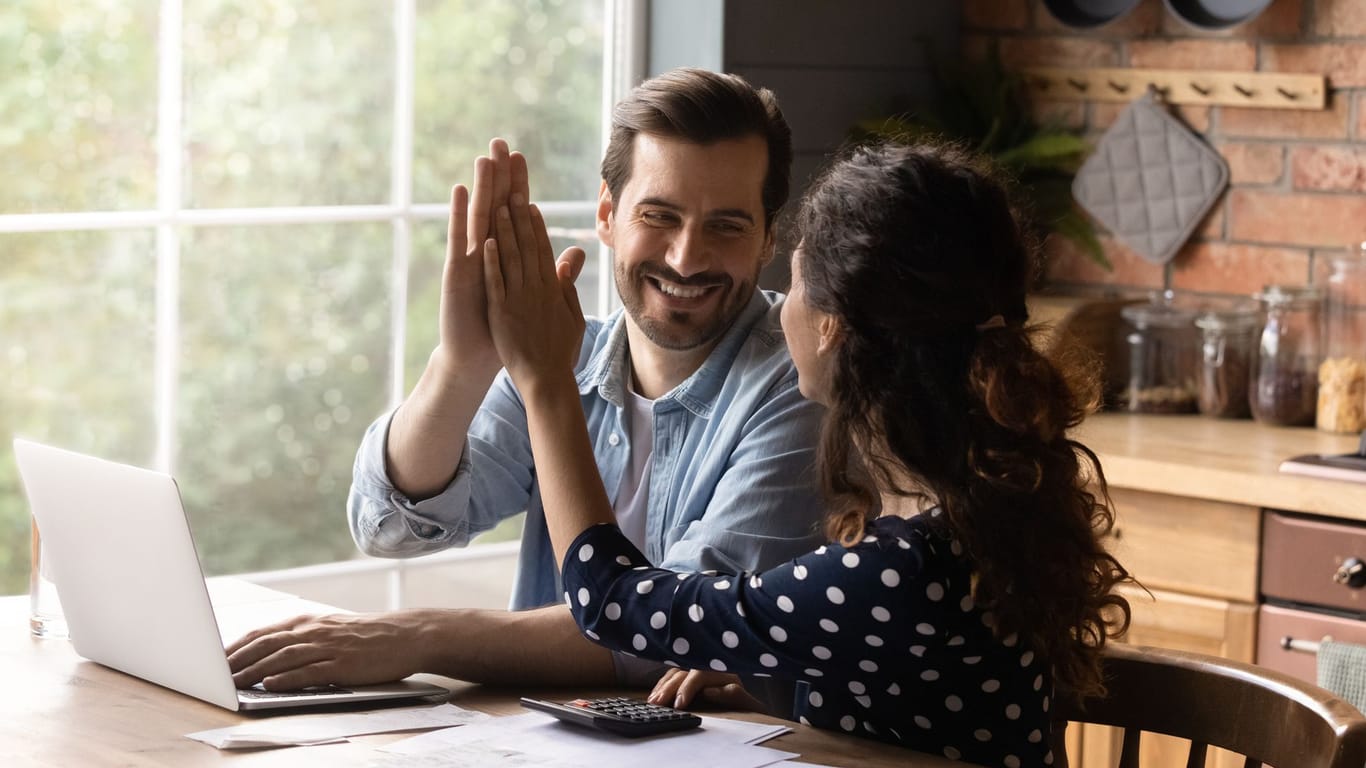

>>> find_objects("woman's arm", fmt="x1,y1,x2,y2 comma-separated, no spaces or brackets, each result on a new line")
481,191,613,566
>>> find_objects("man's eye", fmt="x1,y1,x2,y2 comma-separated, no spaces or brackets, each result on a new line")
641,211,675,225
712,221,747,235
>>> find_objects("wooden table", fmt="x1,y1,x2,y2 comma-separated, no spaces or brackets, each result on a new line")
0,595,961,767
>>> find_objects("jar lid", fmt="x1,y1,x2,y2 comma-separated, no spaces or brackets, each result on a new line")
1327,248,1366,269
1121,302,1197,327
1195,299,1260,331
1256,284,1321,306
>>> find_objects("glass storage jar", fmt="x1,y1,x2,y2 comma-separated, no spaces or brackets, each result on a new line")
1317,243,1366,433
1250,285,1321,427
1194,301,1259,419
1120,292,1199,414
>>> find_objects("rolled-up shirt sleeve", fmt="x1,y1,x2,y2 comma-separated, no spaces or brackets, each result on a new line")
346,369,537,558
346,409,479,557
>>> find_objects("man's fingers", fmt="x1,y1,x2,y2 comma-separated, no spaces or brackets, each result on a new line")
490,138,512,215
260,661,339,692
230,637,329,688
224,614,314,657
510,151,530,208
448,184,469,265
468,156,494,246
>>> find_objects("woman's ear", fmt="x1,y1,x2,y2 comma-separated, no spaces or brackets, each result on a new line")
816,313,844,357
595,181,614,247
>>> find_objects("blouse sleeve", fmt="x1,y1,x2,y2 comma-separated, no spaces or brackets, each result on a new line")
560,522,928,682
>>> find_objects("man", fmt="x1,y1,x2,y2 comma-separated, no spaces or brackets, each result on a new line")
227,68,825,689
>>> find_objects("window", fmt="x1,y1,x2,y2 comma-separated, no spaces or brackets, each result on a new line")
0,0,628,594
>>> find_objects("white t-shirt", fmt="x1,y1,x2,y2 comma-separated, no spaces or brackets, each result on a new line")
613,388,655,551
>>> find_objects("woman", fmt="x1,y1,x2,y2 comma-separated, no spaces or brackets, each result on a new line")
480,141,1132,767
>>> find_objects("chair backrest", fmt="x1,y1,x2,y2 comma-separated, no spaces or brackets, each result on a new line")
1054,643,1366,768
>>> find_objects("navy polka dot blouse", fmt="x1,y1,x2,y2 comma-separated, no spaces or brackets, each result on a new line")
562,512,1055,768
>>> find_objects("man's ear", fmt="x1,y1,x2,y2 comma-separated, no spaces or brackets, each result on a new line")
595,181,614,248
760,229,776,268
816,313,844,357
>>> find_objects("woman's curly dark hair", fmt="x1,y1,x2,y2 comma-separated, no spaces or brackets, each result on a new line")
794,140,1133,700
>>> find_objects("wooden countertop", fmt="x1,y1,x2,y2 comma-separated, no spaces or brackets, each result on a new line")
1075,413,1366,521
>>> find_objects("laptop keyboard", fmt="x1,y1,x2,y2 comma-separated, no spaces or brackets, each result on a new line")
238,685,353,699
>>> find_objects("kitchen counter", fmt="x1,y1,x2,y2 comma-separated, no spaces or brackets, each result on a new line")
1075,413,1366,522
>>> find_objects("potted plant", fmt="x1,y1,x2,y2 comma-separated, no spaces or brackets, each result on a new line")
854,47,1108,271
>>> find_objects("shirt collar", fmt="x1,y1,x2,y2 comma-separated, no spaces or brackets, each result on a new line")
575,291,774,417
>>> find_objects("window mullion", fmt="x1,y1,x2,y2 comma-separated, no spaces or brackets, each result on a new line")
390,0,416,413
154,0,185,474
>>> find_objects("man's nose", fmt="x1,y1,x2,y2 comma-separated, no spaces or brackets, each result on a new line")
664,225,709,277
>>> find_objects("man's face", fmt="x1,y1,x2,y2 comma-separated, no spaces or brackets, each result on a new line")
597,133,773,353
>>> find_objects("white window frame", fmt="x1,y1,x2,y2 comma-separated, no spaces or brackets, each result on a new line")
1,0,645,607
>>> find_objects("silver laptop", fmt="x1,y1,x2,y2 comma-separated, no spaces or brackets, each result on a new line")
13,438,449,711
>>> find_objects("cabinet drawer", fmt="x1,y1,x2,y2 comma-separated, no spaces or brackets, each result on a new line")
1112,584,1257,662
1256,603,1366,685
1107,488,1260,603
1262,511,1366,613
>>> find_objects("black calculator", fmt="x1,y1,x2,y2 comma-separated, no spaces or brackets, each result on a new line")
520,695,703,737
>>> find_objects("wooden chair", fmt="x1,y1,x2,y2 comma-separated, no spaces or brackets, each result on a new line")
1054,643,1366,768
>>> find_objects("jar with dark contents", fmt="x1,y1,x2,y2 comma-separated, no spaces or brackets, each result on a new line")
1250,285,1321,427
1195,301,1258,419
1120,293,1199,414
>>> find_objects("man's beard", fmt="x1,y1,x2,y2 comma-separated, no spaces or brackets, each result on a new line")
615,261,756,351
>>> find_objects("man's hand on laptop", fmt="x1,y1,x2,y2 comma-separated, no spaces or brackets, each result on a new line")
226,612,430,690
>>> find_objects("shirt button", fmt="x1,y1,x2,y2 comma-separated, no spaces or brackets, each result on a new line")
608,433,621,446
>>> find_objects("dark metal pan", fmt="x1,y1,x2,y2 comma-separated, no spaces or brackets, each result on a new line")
1164,0,1274,29
1041,0,1142,28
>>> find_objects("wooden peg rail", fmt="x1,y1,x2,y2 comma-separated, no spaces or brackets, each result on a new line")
1021,67,1326,110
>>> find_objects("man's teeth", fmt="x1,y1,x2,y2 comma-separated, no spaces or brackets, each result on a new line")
656,280,708,299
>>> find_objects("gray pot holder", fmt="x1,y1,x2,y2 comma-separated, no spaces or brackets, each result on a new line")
1072,91,1229,265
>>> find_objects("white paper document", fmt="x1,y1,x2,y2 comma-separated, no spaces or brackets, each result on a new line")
379,711,798,768
187,703,492,749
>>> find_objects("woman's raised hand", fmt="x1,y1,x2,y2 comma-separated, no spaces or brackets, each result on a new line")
482,190,587,391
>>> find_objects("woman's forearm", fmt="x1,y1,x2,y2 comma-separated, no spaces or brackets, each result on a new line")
520,371,618,567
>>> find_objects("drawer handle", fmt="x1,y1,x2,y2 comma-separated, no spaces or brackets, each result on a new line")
1281,635,1333,655
1334,557,1366,589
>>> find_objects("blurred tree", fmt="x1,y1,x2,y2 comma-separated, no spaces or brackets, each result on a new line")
0,0,605,594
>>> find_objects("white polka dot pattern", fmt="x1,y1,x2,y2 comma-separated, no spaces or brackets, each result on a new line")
558,511,1053,768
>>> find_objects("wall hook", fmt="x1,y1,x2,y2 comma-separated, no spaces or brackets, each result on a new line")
1019,66,1325,111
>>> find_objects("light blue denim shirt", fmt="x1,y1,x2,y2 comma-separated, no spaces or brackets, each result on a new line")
347,289,826,613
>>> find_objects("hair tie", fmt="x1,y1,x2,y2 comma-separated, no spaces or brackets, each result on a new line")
975,315,1006,333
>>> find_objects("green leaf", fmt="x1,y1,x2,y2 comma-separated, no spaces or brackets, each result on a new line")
1053,210,1110,270
995,133,1089,170
849,42,1112,271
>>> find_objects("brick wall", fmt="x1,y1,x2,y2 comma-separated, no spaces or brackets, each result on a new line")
963,0,1366,298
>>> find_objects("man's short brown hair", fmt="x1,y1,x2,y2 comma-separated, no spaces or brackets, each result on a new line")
600,68,793,230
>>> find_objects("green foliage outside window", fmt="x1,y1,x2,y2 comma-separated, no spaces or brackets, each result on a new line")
0,0,604,595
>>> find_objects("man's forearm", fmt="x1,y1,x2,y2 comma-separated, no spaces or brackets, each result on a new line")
386,349,498,499
417,604,618,686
